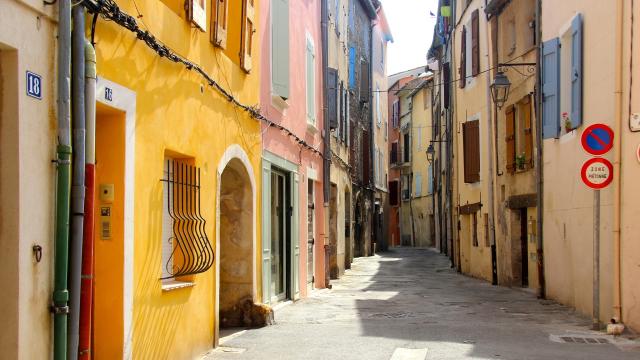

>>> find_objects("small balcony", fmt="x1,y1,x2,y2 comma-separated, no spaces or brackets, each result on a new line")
390,145,411,168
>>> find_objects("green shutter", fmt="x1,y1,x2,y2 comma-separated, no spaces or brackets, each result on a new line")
261,159,272,304
272,0,290,99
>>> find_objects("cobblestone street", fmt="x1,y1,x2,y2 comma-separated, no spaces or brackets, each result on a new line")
206,248,639,360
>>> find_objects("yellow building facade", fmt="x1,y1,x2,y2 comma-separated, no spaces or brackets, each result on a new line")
89,0,262,358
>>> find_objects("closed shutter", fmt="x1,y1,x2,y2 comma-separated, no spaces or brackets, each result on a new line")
391,142,398,164
272,0,290,99
306,39,316,123
211,0,228,48
463,120,480,183
389,180,399,206
522,96,533,167
505,105,516,174
343,85,349,143
349,47,356,88
471,9,480,76
338,82,344,137
328,68,338,129
571,14,583,128
415,172,422,197
443,62,451,108
240,0,256,72
542,38,560,139
188,0,206,31
428,164,433,194
363,130,370,184
459,26,466,88
360,59,370,102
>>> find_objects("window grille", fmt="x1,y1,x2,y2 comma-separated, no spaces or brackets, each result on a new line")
161,159,214,279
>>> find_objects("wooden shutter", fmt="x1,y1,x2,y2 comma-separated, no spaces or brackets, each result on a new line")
443,62,451,108
505,105,516,174
542,38,560,138
471,9,480,76
571,14,583,128
459,26,466,88
272,0,290,99
328,68,338,129
188,0,206,31
463,120,480,183
360,59,370,102
240,0,256,72
363,130,370,184
211,0,228,48
522,96,533,168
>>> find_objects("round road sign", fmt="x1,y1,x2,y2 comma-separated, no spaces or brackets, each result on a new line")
581,158,613,189
581,124,614,155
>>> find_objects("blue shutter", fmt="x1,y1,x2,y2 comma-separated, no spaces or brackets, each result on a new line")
428,164,433,194
328,68,338,129
571,14,583,129
542,38,561,139
349,47,356,88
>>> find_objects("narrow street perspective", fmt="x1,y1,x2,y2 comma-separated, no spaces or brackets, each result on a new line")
207,248,639,360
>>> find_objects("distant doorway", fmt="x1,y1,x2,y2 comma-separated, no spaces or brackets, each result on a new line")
344,190,351,269
520,208,529,287
270,169,290,302
307,181,315,291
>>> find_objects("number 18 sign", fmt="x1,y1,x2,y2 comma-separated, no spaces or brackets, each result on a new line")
26,71,42,100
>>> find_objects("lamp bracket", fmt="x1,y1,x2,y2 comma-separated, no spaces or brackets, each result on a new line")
497,62,536,76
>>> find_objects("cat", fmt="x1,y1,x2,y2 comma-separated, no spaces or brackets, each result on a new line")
220,297,274,328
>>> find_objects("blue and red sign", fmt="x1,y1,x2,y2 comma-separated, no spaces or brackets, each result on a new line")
581,124,614,156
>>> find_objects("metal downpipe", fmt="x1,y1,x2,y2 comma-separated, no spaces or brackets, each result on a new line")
53,0,72,358
68,5,87,359
321,0,331,287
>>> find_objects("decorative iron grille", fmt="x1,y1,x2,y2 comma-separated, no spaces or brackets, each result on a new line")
161,160,214,279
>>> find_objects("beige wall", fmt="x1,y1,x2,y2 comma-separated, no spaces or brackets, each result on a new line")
0,0,57,358
453,0,493,282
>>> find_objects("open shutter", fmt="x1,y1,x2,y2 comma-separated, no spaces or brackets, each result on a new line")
505,105,516,174
240,0,256,72
188,0,206,31
571,14,583,129
459,26,467,88
542,38,560,139
348,47,356,88
522,96,533,167
211,0,228,48
471,9,480,76
272,0,290,98
261,160,272,303
328,68,338,129
360,59,370,102
443,62,451,108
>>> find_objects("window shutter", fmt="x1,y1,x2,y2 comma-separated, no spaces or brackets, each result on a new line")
459,26,466,88
328,68,338,129
471,9,480,76
360,59,370,102
349,120,356,168
391,142,398,164
240,0,256,72
463,120,480,183
522,96,533,167
306,40,316,122
363,129,370,184
542,38,560,139
571,14,583,129
415,173,422,197
349,47,356,88
428,164,433,194
272,0,290,99
443,62,451,108
505,105,516,174
211,0,228,48
343,85,348,143
188,0,206,31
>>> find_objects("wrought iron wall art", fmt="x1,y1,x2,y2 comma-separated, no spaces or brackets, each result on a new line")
161,160,214,279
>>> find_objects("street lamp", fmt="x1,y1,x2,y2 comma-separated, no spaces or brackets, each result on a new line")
490,71,511,109
426,143,435,165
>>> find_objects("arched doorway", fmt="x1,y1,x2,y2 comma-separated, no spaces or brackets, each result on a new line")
216,154,255,342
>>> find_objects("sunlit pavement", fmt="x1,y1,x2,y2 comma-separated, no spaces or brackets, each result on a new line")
203,248,640,360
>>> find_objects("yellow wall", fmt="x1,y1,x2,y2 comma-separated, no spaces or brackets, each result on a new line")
91,0,262,357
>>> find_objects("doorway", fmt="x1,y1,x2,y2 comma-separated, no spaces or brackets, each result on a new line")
219,158,254,328
520,208,529,287
307,181,315,291
270,169,291,302
329,184,338,279
344,190,351,269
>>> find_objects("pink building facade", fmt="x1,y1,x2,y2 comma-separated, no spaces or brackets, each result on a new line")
259,0,327,304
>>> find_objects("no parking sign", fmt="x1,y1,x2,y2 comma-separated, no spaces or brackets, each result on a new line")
581,124,614,156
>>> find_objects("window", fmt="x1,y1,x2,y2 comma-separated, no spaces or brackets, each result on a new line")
360,58,370,103
403,132,411,163
542,13,583,138
401,175,410,201
416,127,422,151
376,84,381,127
471,9,480,76
349,47,356,88
306,35,316,126
423,87,430,110
391,142,398,164
463,120,480,183
459,9,480,89
272,0,290,99
188,0,206,30
328,68,338,129
392,100,400,128
240,0,255,72
389,180,400,206
415,172,422,197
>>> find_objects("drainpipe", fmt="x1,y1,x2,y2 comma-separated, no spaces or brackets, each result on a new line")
321,0,331,288
53,0,72,358
612,0,624,324
534,0,546,299
369,22,375,255
68,5,87,359
78,40,96,360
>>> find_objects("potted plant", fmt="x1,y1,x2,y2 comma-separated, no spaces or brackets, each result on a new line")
562,112,573,132
515,153,526,170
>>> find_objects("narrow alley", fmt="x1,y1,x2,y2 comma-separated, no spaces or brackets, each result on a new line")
206,248,639,360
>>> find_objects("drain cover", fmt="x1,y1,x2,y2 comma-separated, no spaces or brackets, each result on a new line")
559,336,609,344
